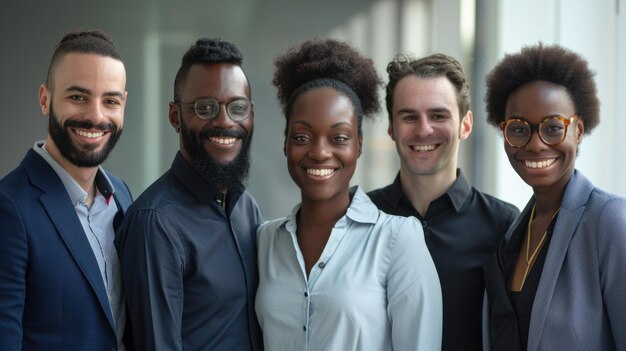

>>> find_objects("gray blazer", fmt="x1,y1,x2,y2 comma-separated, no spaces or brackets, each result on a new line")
484,170,626,351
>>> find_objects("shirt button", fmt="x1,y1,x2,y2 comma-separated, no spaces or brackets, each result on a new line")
303,326,307,331
421,220,428,229
318,262,326,269
304,292,308,297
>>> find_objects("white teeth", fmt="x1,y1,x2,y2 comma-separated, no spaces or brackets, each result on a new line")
210,137,237,145
524,158,557,169
412,144,436,152
76,130,104,138
306,168,335,176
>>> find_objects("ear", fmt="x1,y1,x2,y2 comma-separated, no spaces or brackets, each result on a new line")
169,102,181,132
459,110,473,140
575,118,584,144
358,136,363,158
387,120,396,141
38,84,51,116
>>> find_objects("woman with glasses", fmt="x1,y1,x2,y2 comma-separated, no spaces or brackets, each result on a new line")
482,43,626,351
254,39,442,351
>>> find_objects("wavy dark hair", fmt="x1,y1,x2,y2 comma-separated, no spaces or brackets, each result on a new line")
385,53,470,121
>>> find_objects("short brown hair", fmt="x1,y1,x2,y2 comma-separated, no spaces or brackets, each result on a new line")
385,53,470,121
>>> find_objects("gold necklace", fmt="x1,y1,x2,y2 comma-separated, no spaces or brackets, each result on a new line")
519,204,560,290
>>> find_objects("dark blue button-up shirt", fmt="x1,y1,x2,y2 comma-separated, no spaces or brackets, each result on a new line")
117,152,263,351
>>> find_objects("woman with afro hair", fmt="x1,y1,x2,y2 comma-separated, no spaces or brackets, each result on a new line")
483,43,626,351
255,39,443,351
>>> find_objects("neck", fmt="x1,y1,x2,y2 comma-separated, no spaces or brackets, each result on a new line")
44,139,99,195
298,191,350,230
532,192,564,219
399,166,457,217
531,170,574,216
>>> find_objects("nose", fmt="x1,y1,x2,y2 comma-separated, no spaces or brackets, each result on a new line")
211,104,236,129
414,116,433,137
525,129,548,151
86,101,108,125
307,139,332,161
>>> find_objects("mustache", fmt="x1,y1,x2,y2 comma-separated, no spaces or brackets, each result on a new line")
64,120,116,131
199,128,247,140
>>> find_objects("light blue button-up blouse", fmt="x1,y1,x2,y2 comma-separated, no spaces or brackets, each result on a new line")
256,186,442,351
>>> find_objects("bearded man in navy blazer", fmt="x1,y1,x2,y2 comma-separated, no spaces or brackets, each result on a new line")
0,30,132,351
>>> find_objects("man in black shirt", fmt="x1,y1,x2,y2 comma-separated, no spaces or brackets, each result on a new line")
117,38,262,351
368,53,519,351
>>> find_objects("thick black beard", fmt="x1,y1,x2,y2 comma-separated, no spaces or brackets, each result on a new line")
180,118,251,192
48,104,122,168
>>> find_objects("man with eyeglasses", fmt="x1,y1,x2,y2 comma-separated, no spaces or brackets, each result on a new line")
117,38,262,351
367,53,520,351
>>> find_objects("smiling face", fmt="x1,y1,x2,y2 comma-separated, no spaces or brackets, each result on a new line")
388,75,472,180
286,87,361,203
170,63,253,165
169,63,253,190
39,53,127,168
503,80,583,192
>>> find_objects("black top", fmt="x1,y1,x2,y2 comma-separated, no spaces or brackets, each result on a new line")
505,212,558,350
117,152,263,351
368,170,519,351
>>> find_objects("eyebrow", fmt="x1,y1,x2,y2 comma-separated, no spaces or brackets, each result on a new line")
396,106,452,114
65,85,124,98
509,113,566,120
292,120,352,129
428,107,452,114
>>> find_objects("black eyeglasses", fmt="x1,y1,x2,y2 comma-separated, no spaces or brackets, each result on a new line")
176,97,253,121
499,115,577,148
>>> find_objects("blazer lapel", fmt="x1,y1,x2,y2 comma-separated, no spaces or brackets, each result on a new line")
108,173,132,232
527,171,593,351
24,150,116,330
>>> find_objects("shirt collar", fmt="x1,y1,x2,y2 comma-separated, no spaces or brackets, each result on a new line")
33,141,116,206
446,169,472,212
389,168,471,213
284,186,378,232
345,186,379,224
170,151,243,204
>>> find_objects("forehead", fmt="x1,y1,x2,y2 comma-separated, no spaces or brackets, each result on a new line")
53,53,126,92
291,87,356,126
181,63,249,101
505,80,575,119
392,75,458,111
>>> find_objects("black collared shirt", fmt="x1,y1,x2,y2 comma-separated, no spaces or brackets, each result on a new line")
117,152,263,351
368,170,519,351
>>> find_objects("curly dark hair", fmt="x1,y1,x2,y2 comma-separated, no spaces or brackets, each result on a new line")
385,53,470,121
46,30,122,88
485,43,600,133
174,38,246,102
273,38,382,136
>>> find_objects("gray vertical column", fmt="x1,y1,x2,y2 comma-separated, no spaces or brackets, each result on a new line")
470,0,499,192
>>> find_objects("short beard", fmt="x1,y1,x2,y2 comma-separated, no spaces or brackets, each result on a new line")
180,118,251,192
48,104,122,168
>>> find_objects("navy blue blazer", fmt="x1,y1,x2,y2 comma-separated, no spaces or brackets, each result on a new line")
484,170,626,351
0,149,133,351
